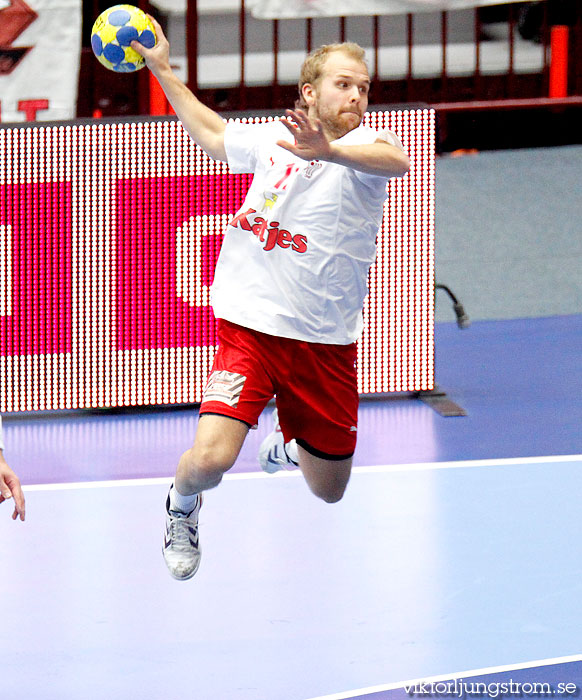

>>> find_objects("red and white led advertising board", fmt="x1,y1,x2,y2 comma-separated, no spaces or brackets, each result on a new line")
0,109,434,412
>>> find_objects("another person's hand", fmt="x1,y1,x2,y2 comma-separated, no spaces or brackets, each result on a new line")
0,458,25,521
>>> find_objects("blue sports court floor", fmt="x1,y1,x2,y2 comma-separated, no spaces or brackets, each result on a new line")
1,315,581,699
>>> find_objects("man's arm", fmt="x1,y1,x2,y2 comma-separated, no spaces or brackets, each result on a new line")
131,17,227,162
0,453,25,522
327,140,410,178
277,109,410,178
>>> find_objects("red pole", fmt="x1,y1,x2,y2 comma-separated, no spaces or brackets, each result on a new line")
149,72,169,115
373,15,379,84
187,0,199,93
239,0,246,109
549,25,569,97
137,0,151,113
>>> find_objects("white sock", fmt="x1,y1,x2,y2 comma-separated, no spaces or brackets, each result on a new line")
169,483,199,515
285,439,299,465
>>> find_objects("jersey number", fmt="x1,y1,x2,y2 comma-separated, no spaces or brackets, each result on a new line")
274,163,297,190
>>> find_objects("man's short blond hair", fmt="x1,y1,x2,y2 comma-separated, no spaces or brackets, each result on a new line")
296,42,367,110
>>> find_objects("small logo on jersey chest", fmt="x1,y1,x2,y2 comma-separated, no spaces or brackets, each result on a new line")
301,160,322,179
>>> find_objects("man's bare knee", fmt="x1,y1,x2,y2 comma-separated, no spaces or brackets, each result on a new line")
183,443,233,471
177,445,233,491
176,415,249,493
309,480,348,504
298,447,352,504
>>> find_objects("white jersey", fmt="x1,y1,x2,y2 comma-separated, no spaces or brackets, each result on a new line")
211,119,400,345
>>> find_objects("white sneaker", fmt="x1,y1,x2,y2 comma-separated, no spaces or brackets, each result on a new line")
163,491,203,581
258,408,299,474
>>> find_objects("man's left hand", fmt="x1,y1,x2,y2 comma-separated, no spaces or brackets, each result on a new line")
277,109,332,161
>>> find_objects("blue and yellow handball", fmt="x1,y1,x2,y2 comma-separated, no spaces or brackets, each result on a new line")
91,5,156,72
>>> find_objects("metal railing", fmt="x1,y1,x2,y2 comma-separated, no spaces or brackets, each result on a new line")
78,0,582,117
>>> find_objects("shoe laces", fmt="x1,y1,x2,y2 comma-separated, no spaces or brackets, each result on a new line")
168,512,198,550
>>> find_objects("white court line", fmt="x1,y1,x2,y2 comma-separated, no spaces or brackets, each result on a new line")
303,654,582,700
21,454,582,492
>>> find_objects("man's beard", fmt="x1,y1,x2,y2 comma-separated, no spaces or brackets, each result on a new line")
314,106,362,141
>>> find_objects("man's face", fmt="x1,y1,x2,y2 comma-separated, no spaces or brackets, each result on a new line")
304,51,370,140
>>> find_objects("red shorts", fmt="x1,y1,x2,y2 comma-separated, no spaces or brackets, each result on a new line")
200,320,359,459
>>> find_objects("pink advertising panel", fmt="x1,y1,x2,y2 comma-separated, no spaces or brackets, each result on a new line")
0,110,434,411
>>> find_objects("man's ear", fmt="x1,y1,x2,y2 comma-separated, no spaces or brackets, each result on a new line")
301,82,316,107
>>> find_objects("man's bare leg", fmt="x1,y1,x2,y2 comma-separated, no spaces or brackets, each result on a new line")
163,414,249,581
297,445,352,504
175,414,250,495
258,411,352,503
